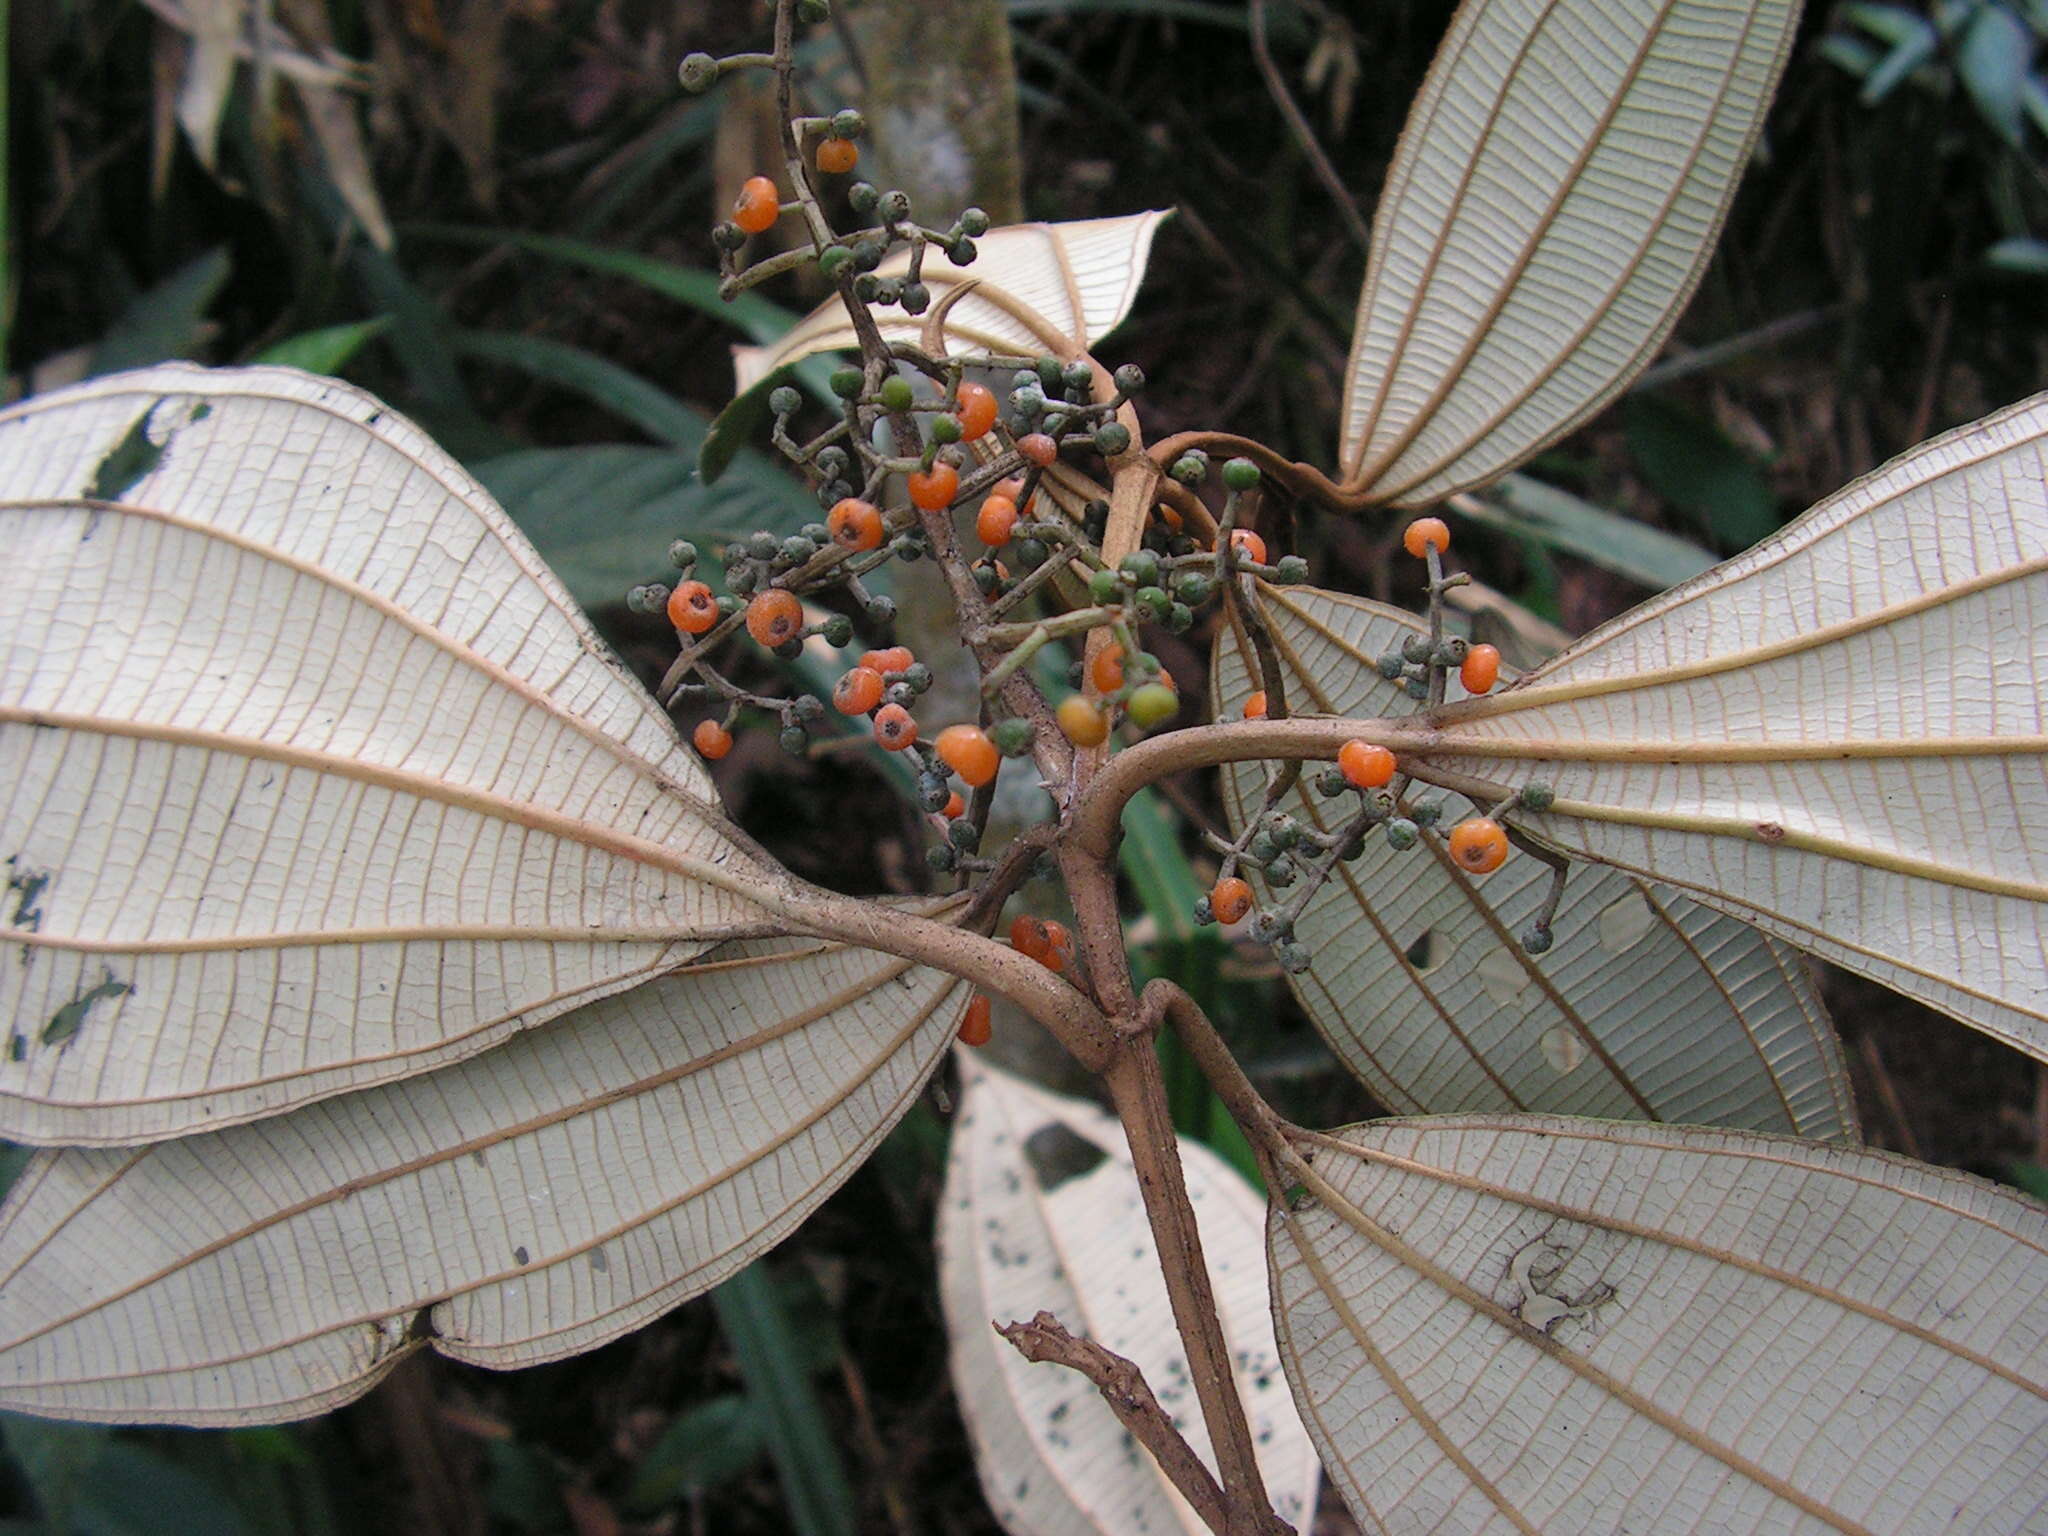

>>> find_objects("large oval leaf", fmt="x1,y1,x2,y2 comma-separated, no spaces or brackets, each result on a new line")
0,924,968,1425
0,366,771,1144
1339,0,1798,505
939,1057,1319,1535
1271,1115,2048,1533
732,211,1170,392
1212,586,1855,1139
1417,392,2048,1062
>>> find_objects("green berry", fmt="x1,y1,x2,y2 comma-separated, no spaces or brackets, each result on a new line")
1385,818,1420,851
1127,682,1179,730
864,594,897,623
1034,356,1065,390
879,189,912,222
779,535,815,564
991,717,1034,757
792,694,825,723
1521,923,1554,955
796,0,830,19
879,375,914,412
712,221,747,251
831,108,864,138
917,774,951,812
1274,555,1309,584
774,637,805,661
927,843,958,873
1012,538,1050,571
830,366,864,400
900,282,930,315
1315,768,1349,797
1164,601,1194,634
1173,572,1213,606
1275,941,1313,974
948,236,977,264
715,594,744,616
1221,457,1260,492
1519,781,1556,812
1119,550,1161,587
1410,800,1443,827
1377,650,1407,680
817,245,853,279
1089,569,1122,604
1402,634,1433,664
1093,421,1132,456
851,239,883,272
958,207,991,236
1134,585,1171,621
902,662,933,693
1113,363,1145,395
668,539,698,569
929,413,961,444
848,181,880,214
947,819,981,853
678,52,719,92
769,387,802,418
1170,450,1209,484
779,724,810,755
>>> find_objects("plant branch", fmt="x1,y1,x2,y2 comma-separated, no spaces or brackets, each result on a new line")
995,1312,1262,1536
1248,0,1373,254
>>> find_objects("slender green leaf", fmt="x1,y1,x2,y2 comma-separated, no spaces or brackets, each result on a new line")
250,318,391,376
710,1263,857,1536
1986,235,2048,274
1859,19,1940,103
626,1396,769,1511
87,249,231,378
1458,472,1719,591
453,330,699,447
1958,2,2030,142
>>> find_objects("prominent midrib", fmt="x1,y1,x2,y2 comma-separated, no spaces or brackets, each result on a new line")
0,948,945,1357
0,706,767,911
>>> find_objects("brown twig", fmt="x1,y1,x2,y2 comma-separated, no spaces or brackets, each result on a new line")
995,1311,1284,1536
1248,0,1373,254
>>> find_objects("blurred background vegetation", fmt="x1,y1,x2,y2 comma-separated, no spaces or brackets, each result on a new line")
3,0,2046,1530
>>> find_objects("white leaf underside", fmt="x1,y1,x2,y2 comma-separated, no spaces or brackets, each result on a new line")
1212,586,1855,1139
733,211,1170,392
1271,1115,2048,1534
0,924,969,1425
0,366,774,1144
939,1057,1319,1536
1421,392,2048,1062
1339,0,1798,506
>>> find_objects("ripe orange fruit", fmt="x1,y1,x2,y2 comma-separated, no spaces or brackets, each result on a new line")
1448,817,1509,874
1338,739,1396,789
1009,914,1052,961
1056,694,1109,747
1018,433,1058,467
1243,691,1268,720
908,463,960,511
1229,528,1267,565
1210,876,1253,925
832,666,884,715
828,497,884,551
976,495,1018,547
816,137,858,174
935,724,1000,787
666,580,719,635
872,702,918,750
745,588,804,647
1403,517,1450,559
1040,919,1072,973
860,645,914,675
692,720,733,760
955,381,998,441
733,175,780,235
1460,642,1501,695
958,994,993,1046
1090,643,1126,693
943,791,965,819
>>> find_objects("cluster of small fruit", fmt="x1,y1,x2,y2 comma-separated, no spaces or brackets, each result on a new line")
1197,519,1541,968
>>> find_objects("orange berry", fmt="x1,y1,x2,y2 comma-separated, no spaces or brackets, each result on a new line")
873,702,918,751
860,645,915,675
1242,691,1268,720
1090,643,1126,694
1460,643,1501,695
828,497,884,551
666,580,719,635
744,588,804,647
1403,517,1451,559
958,994,993,1047
943,791,966,819
1209,876,1253,925
1448,817,1509,874
1040,920,1072,973
1018,432,1058,467
1056,694,1109,747
832,666,884,715
1229,528,1268,565
908,462,960,511
1338,739,1396,789
1156,502,1183,532
692,719,733,760
992,477,1034,513
1009,914,1052,962
816,137,858,174
955,382,998,441
733,175,781,235
976,495,1019,547
935,723,1001,787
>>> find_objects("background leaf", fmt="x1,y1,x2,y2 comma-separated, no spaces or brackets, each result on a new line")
1621,393,1779,551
